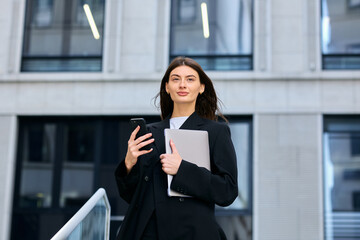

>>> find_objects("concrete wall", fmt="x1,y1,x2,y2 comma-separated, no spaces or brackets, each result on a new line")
255,114,322,240
0,116,17,240
0,0,359,239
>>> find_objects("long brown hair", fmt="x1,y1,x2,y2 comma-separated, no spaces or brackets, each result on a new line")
155,56,226,121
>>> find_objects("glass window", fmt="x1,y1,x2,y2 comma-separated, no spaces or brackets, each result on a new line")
170,0,253,70
60,122,97,208
216,117,253,240
11,116,160,240
321,0,360,69
18,123,56,208
21,0,105,72
323,116,360,240
65,123,96,163
12,116,252,240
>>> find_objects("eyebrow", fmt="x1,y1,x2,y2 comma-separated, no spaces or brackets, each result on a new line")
170,74,197,78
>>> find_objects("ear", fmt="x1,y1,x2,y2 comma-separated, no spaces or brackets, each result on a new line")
200,84,205,94
165,82,169,94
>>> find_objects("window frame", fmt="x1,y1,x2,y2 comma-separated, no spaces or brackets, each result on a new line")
169,0,254,71
20,0,106,72
320,0,360,70
323,114,360,240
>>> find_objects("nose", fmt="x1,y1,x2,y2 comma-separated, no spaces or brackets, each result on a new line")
179,78,186,88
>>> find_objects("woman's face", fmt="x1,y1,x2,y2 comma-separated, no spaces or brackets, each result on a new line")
166,65,205,108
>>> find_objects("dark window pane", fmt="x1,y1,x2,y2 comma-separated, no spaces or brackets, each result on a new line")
321,0,360,69
11,212,69,240
216,120,252,211
354,192,360,210
21,57,102,72
170,0,253,70
101,121,121,165
175,55,252,71
22,0,105,72
351,134,360,156
65,123,95,163
326,133,360,211
19,123,56,208
215,117,253,240
322,54,360,70
60,122,97,208
12,116,252,240
60,162,94,208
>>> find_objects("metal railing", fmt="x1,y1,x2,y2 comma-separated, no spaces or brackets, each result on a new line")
51,188,111,240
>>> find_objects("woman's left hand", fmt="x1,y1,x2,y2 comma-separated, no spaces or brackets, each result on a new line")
160,139,182,175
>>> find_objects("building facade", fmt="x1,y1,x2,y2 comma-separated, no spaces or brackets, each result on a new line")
0,0,359,239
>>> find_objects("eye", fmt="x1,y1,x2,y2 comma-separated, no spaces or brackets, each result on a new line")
172,77,180,81
187,78,194,82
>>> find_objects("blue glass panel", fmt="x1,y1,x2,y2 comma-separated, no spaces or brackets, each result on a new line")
324,117,360,239
67,197,107,240
322,55,360,70
321,0,360,69
21,57,102,72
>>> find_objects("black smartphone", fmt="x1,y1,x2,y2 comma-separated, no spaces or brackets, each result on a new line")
129,118,151,150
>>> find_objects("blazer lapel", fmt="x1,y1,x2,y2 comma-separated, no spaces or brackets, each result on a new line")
150,116,170,156
179,112,205,130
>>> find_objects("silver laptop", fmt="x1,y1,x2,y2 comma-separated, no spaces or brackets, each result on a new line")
164,129,210,197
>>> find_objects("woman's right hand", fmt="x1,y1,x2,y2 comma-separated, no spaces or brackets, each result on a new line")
125,125,154,174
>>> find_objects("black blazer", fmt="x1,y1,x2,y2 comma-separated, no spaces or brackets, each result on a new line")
115,112,238,240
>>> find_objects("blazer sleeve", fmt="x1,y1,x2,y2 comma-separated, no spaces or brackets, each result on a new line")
170,124,238,206
114,160,140,204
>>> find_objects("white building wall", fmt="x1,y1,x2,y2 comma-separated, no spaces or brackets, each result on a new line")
0,0,359,239
255,114,323,240
0,116,17,240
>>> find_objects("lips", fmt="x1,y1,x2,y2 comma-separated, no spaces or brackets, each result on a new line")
177,92,189,96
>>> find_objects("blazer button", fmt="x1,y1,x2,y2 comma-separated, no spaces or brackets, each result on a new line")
144,176,149,182
179,197,184,202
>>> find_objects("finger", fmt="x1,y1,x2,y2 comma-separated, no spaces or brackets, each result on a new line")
129,126,140,141
161,159,173,168
169,139,178,154
136,138,154,150
162,167,172,175
137,148,153,157
134,132,153,145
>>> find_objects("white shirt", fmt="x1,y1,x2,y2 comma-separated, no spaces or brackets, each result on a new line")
170,116,189,129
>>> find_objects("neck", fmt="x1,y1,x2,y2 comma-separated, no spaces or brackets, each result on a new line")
171,103,195,118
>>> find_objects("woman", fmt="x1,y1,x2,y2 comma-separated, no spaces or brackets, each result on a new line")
115,56,238,240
